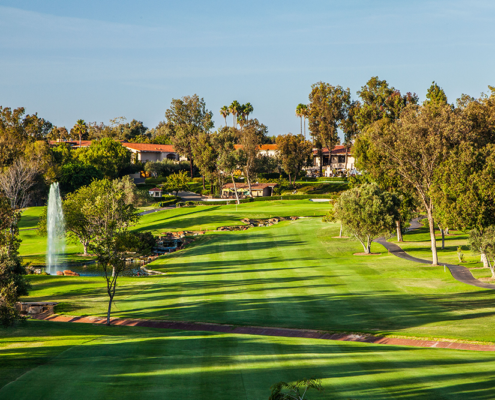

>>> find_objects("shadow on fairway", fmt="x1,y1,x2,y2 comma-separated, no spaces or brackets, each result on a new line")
2,323,495,399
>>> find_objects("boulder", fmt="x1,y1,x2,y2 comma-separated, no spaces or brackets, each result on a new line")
56,271,64,276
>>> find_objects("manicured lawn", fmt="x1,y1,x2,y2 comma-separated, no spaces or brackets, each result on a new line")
134,200,331,233
2,320,495,399
23,219,495,343
18,206,44,230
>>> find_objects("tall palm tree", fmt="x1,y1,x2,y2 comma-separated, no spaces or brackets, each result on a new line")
229,100,241,129
72,119,88,145
300,104,308,138
243,102,253,121
220,106,230,127
295,104,304,135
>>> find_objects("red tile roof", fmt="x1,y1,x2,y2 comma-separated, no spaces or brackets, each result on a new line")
149,188,163,192
123,143,175,153
234,144,278,151
313,145,352,155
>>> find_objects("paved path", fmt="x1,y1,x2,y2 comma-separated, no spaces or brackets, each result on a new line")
138,207,175,216
375,219,495,290
34,313,495,352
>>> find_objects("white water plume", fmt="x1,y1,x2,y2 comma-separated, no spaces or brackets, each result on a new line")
46,182,65,273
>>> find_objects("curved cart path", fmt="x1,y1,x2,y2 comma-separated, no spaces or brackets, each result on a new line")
34,313,495,352
375,220,495,290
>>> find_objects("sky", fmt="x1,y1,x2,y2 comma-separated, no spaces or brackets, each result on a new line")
1,0,494,137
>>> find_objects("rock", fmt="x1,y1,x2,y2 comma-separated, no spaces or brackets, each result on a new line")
63,270,80,277
28,306,42,314
56,271,64,276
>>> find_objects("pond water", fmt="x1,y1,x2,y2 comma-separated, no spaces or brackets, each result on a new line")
43,261,149,277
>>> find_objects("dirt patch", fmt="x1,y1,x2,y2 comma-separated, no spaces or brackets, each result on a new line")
332,236,349,239
353,252,381,256
479,277,495,282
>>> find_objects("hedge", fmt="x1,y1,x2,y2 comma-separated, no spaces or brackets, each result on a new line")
252,195,335,201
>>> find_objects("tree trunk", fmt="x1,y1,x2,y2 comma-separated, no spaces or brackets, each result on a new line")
190,158,194,178
106,294,114,325
288,173,292,187
83,242,89,256
426,208,439,265
202,175,205,190
339,223,343,238
304,118,306,139
344,146,348,170
481,252,489,268
245,169,253,197
396,220,403,242
112,266,116,278
231,174,240,204
300,116,302,135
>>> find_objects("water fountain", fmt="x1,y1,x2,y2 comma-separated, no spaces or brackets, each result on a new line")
46,182,65,274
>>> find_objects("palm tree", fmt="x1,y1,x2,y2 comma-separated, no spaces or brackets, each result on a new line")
220,106,230,127
295,104,305,135
300,104,308,138
72,119,88,145
229,100,241,129
243,102,254,121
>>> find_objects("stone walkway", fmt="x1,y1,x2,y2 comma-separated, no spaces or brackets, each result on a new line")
34,313,495,351
375,220,495,290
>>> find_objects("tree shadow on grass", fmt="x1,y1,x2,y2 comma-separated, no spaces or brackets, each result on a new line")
3,328,495,399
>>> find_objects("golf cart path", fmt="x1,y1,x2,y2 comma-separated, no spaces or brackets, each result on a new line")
375,219,495,290
34,313,495,352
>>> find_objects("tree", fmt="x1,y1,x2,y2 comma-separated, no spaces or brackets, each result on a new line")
424,81,448,107
0,106,52,168
165,95,214,178
71,119,88,145
276,133,313,185
0,158,39,210
81,179,139,325
307,83,351,175
295,103,305,135
469,227,495,278
191,132,218,192
229,100,242,129
370,104,470,265
334,184,400,254
432,143,495,266
214,129,242,204
220,106,230,127
59,162,103,194
269,378,323,400
0,197,30,326
238,123,262,196
165,171,190,196
74,138,132,179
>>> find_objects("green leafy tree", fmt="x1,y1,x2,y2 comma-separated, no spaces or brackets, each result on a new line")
307,83,351,175
424,81,448,107
334,184,400,254
0,197,30,326
165,171,190,196
276,133,313,185
469,227,495,278
432,143,495,266
165,95,214,178
214,129,242,204
0,106,52,168
269,378,323,400
59,162,103,194
370,104,470,265
74,138,132,179
192,132,219,192
81,179,139,324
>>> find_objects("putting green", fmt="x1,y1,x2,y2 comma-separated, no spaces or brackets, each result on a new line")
2,320,495,399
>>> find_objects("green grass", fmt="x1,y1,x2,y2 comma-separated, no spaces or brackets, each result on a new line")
133,200,330,233
18,206,44,230
22,219,495,343
2,320,495,399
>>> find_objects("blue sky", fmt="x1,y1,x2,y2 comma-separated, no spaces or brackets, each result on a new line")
1,0,494,137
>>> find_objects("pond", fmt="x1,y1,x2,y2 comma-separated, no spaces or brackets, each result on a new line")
42,261,150,277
